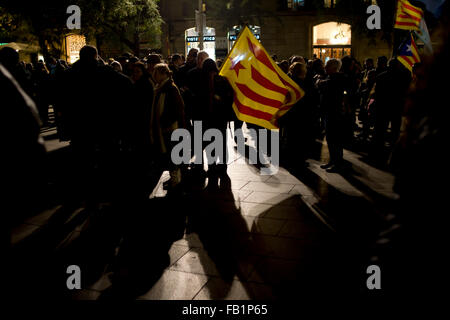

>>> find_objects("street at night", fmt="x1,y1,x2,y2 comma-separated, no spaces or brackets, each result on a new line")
2,0,448,314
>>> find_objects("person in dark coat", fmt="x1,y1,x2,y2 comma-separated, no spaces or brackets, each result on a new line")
146,54,161,87
340,55,360,145
357,69,377,142
282,62,315,169
185,51,210,122
371,58,411,164
127,61,157,196
2,60,47,247
150,63,186,190
183,51,210,177
199,58,234,187
176,48,198,89
169,53,183,87
368,5,450,296
56,45,134,202
130,61,154,155
316,58,349,172
2,61,48,300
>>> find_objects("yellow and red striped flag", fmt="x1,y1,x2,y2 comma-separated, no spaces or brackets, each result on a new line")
219,26,304,129
394,0,424,31
397,33,421,72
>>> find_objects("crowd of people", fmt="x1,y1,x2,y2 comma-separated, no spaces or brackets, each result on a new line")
0,41,422,202
2,11,448,294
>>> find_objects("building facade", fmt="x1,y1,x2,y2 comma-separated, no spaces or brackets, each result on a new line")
159,0,393,63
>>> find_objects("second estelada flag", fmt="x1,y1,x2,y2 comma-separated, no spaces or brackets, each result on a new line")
219,26,304,130
394,0,424,31
397,33,421,72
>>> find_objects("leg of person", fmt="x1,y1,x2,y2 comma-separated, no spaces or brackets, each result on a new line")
321,117,335,169
218,123,228,176
233,119,244,144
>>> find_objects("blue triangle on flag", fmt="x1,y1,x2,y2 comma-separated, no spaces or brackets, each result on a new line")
398,37,414,56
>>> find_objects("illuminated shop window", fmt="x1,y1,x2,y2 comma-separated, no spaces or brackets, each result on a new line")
65,34,86,64
185,27,216,61
313,22,351,62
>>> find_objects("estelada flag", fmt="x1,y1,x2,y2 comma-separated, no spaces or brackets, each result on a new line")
397,33,421,72
219,26,304,129
394,0,424,31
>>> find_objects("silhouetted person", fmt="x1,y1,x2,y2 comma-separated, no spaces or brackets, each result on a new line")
149,63,185,191
370,4,450,296
371,58,411,164
289,55,306,66
362,58,375,80
2,62,46,294
307,58,326,135
110,61,123,73
358,69,377,142
0,47,33,95
277,60,289,74
375,56,388,76
125,61,156,196
283,62,315,169
317,58,348,172
185,50,210,177
56,45,133,203
146,53,161,86
340,55,360,145
199,58,234,188
177,48,198,89
169,53,183,87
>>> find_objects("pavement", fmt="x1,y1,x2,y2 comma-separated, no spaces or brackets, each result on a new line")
10,122,398,300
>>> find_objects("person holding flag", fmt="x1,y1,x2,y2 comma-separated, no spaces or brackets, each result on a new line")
219,26,304,130
219,26,304,170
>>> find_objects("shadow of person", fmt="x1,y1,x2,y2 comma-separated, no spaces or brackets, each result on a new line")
186,172,255,299
9,204,93,300
246,194,353,299
98,193,188,300
186,186,362,300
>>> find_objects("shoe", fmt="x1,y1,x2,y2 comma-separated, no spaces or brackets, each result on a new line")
320,162,334,169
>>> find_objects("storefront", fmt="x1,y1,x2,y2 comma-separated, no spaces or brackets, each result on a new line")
185,27,216,60
64,34,86,64
313,22,351,62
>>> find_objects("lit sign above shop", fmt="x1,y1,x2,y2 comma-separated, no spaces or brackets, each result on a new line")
228,34,260,41
186,36,216,42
